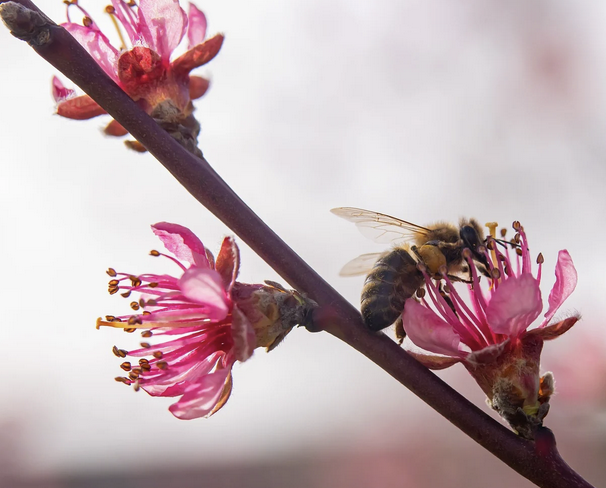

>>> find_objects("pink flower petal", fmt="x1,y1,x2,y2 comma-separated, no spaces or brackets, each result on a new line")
178,268,229,321
215,236,240,290
187,3,207,48
542,250,577,325
168,368,231,419
152,222,209,268
486,273,542,338
137,0,188,60
402,299,461,356
62,23,119,82
231,306,255,362
51,76,75,102
143,351,223,396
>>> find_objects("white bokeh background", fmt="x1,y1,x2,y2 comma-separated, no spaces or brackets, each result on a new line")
1,0,605,486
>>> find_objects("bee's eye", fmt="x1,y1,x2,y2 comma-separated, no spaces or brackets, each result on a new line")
460,225,481,249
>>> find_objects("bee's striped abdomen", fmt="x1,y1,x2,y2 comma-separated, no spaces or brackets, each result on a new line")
361,248,423,331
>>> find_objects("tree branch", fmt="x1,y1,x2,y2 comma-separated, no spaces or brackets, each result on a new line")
0,2,593,487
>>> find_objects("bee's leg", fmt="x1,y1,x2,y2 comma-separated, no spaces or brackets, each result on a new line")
438,282,457,315
446,274,473,285
410,245,423,262
394,316,406,345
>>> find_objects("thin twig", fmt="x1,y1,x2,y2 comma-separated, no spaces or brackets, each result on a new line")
0,2,594,487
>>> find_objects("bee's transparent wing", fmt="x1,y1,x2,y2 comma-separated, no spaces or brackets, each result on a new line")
339,252,384,277
331,207,431,244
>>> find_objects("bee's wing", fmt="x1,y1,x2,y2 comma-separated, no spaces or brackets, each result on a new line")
339,252,384,277
331,207,431,244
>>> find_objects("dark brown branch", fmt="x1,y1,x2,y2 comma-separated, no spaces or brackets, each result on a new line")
0,2,593,487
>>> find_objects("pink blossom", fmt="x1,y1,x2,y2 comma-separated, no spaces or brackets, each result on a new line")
98,223,310,419
53,1,222,154
402,221,579,438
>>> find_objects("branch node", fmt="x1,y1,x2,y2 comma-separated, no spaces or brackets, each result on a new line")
0,1,54,46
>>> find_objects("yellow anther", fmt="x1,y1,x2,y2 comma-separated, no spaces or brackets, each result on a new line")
484,222,499,268
484,222,498,238
107,268,117,277
150,250,160,257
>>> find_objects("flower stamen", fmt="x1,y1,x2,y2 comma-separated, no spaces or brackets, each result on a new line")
105,5,127,50
485,221,499,266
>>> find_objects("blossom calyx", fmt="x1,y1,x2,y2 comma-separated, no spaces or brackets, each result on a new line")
232,281,315,352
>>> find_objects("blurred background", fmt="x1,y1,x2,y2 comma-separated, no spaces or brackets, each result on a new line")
1,0,606,486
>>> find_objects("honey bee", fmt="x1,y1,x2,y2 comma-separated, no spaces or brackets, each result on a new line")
331,207,489,333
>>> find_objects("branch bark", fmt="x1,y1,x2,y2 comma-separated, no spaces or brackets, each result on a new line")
0,2,594,487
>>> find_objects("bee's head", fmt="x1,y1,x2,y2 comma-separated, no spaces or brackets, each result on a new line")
459,225,490,272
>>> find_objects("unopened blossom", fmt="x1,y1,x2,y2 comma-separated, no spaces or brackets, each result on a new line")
53,0,223,156
401,221,578,438
97,223,312,419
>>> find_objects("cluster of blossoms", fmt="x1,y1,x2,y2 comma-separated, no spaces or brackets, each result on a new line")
53,0,222,156
401,221,578,438
97,223,312,419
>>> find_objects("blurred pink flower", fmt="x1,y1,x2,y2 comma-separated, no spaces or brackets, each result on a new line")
98,223,310,419
53,1,222,154
402,221,578,438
